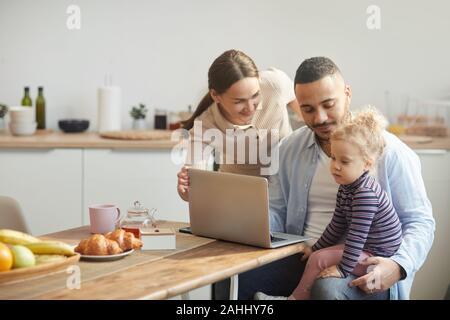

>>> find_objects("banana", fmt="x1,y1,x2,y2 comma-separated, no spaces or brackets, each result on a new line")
24,241,75,256
35,254,67,265
0,229,40,245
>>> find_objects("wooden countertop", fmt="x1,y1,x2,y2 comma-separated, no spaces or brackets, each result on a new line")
0,130,449,150
0,222,305,300
0,130,177,149
397,136,450,150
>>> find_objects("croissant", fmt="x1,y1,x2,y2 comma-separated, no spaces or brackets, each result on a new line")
105,229,143,251
75,234,123,255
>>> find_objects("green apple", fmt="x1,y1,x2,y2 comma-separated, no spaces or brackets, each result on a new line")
10,245,36,268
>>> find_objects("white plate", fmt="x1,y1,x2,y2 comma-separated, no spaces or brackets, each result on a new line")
79,249,134,262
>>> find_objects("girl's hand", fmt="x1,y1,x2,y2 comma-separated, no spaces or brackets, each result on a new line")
317,265,343,279
301,246,313,261
177,166,190,201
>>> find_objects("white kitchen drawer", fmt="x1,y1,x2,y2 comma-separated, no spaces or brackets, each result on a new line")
415,150,450,182
0,149,83,235
411,180,450,299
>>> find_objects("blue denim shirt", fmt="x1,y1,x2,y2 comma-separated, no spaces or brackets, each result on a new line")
269,126,435,300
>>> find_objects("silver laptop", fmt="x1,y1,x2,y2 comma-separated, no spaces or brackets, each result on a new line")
187,169,310,248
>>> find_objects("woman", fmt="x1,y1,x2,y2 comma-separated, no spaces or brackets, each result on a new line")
177,49,301,201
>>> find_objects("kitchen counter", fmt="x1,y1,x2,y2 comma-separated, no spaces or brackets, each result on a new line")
0,130,177,149
0,130,449,150
398,136,450,150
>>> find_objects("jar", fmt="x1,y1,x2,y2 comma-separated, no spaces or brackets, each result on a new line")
119,201,157,238
154,109,167,130
168,112,181,130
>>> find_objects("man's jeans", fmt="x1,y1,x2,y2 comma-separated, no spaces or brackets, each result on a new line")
213,253,389,300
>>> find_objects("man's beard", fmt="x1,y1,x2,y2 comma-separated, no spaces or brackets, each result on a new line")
312,121,337,129
306,121,337,142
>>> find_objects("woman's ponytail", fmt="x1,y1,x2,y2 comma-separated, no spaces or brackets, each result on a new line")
181,93,214,130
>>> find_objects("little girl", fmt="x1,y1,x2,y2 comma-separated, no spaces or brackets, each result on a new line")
256,107,403,300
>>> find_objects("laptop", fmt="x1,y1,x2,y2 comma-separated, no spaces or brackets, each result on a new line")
184,168,310,248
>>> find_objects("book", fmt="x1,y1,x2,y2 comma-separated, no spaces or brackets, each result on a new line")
139,227,176,250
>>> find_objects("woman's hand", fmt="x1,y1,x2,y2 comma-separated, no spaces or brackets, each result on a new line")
177,166,190,202
301,246,313,261
317,265,343,279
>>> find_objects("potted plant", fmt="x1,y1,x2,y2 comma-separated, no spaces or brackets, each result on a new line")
0,104,8,132
129,103,148,130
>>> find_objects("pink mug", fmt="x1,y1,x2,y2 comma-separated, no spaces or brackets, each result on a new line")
88,204,121,234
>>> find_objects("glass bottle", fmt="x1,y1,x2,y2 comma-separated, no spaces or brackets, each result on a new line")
21,87,32,107
119,201,157,239
36,86,46,129
385,90,405,136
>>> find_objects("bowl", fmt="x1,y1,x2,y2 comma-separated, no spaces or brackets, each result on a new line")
58,119,90,133
8,106,34,123
9,122,37,136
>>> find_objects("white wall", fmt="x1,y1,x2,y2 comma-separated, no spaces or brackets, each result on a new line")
1,0,449,130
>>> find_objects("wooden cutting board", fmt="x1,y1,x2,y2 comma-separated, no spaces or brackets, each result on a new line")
0,254,80,285
99,130,173,140
399,135,433,144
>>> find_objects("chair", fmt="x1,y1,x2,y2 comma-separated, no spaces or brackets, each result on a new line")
0,195,29,233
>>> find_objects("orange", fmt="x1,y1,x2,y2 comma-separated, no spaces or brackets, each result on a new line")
0,242,13,271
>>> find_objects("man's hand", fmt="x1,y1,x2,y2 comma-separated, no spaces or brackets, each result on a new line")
349,257,402,294
301,246,313,261
177,166,190,201
317,265,343,279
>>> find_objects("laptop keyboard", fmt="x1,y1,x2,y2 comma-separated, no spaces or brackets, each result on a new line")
270,236,285,243
181,227,287,244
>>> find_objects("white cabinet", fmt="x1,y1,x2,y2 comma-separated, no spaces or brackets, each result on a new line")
82,149,188,226
0,149,83,235
0,148,188,236
411,150,450,300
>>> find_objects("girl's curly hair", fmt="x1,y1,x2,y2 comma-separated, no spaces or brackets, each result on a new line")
331,105,387,163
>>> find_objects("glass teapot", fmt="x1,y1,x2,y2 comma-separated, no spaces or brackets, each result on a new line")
118,200,157,238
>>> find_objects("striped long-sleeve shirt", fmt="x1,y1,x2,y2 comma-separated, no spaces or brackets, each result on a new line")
312,171,403,277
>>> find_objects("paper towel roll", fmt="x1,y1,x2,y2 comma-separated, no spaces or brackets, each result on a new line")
97,86,122,132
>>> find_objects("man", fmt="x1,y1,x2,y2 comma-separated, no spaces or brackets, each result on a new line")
228,57,435,300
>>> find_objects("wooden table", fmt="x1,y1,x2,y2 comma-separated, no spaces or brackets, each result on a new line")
0,221,305,300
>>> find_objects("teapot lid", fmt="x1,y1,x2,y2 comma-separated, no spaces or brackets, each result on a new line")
128,200,149,215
